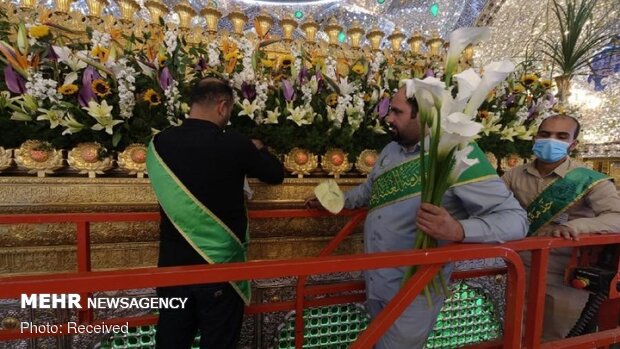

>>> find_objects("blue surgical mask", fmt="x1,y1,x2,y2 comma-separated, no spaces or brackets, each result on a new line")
532,138,570,163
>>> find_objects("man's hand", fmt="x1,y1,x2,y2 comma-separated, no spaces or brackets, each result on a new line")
538,224,579,240
416,203,465,241
251,139,264,150
304,194,324,209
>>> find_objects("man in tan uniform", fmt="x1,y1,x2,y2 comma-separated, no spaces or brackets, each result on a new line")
502,114,620,340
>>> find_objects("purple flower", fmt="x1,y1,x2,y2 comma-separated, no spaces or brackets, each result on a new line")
424,69,435,78
505,93,516,106
47,44,59,61
159,67,173,91
4,66,26,94
195,57,208,71
78,66,100,107
297,67,309,86
282,79,295,102
377,97,390,118
241,81,256,101
545,92,555,105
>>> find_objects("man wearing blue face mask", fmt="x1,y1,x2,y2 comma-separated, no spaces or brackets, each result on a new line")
502,114,620,340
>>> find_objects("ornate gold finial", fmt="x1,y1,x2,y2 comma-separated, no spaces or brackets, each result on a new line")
200,2,221,34
174,0,196,30
227,6,248,35
20,0,37,10
117,144,148,178
280,14,298,42
67,142,113,178
54,0,74,13
407,31,425,55
355,149,378,176
254,10,273,38
321,149,352,178
300,18,319,43
145,0,168,25
324,17,342,47
366,26,384,52
14,140,64,177
461,43,474,67
284,148,318,178
117,0,139,24
86,0,107,18
346,20,364,49
388,28,406,52
0,147,13,173
426,31,444,57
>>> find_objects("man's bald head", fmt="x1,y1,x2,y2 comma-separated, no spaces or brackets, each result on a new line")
190,78,233,107
538,114,581,139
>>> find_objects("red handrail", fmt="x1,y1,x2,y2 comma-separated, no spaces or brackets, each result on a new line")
0,211,618,349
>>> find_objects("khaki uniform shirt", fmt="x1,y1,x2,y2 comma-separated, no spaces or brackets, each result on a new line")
503,158,620,339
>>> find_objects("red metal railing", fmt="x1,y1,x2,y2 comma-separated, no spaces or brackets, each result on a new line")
0,210,618,349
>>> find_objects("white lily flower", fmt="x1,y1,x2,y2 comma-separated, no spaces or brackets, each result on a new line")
464,60,515,117
399,79,416,98
338,77,356,96
448,145,479,184
370,89,379,104
53,46,72,62
84,100,113,119
414,89,436,127
500,127,518,142
63,72,78,85
368,119,387,134
414,77,445,108
481,113,502,136
308,76,318,94
237,99,260,120
454,68,481,100
445,27,491,76
91,118,123,135
36,108,65,129
515,125,536,140
286,105,311,126
61,113,85,135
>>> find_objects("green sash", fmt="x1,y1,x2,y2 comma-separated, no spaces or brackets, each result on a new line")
527,167,609,236
368,143,498,211
146,141,250,305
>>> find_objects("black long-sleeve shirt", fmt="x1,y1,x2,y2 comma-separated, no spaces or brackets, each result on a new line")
154,119,284,267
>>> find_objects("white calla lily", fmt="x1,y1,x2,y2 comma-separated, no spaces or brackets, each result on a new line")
414,77,444,107
437,113,482,157
445,27,491,78
448,145,479,184
454,68,481,100
400,79,416,98
463,60,515,117
414,89,436,127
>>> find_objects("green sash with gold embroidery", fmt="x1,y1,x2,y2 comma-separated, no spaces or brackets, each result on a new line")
527,167,609,236
368,143,498,211
146,141,250,305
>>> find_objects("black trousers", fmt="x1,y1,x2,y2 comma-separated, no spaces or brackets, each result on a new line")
155,283,245,349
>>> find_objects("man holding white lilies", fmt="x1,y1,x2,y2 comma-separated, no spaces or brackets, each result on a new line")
502,114,620,340
307,84,528,349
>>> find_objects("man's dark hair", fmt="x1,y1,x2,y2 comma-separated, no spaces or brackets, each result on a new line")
540,114,581,139
190,78,233,106
406,97,419,119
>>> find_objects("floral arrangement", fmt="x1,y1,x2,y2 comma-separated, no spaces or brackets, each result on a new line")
475,63,559,167
0,12,398,159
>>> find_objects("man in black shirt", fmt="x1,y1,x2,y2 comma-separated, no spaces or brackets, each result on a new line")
149,78,284,349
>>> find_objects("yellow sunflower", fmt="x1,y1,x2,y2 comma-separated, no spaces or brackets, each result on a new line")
540,79,553,89
143,89,161,106
28,25,50,39
91,46,109,61
279,54,294,69
58,84,78,95
513,83,525,94
325,93,339,107
352,63,366,75
91,79,111,97
521,74,538,86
